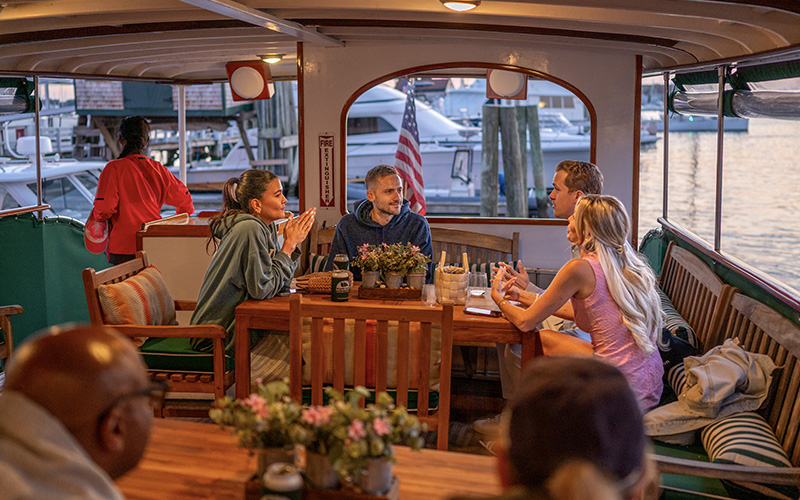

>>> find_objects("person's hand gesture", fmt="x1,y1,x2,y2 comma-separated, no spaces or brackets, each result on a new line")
494,260,530,290
491,266,508,306
281,207,316,254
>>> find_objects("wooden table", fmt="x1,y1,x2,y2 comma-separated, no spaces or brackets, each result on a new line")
234,287,539,399
117,419,502,500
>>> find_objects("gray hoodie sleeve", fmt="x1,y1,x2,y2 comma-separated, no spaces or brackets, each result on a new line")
243,222,297,299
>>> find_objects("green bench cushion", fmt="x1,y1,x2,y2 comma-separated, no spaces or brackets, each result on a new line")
140,336,234,373
654,441,730,499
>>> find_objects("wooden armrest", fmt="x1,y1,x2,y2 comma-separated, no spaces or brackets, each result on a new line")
652,454,800,486
174,300,197,311
111,324,227,339
0,305,24,316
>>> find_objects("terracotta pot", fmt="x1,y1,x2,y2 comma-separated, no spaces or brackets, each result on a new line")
305,451,339,489
384,272,404,289
256,446,295,477
361,270,380,288
356,458,393,495
406,272,425,289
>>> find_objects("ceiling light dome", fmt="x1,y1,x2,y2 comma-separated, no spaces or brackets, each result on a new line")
440,0,480,12
261,54,283,64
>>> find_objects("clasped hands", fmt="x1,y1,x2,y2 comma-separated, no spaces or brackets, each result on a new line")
281,207,316,254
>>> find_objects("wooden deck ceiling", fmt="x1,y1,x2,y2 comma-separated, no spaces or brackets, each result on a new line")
0,0,799,83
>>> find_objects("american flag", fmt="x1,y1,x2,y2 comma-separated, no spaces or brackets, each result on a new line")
394,80,425,214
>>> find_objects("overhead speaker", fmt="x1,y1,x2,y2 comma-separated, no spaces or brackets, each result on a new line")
486,69,528,100
225,61,274,101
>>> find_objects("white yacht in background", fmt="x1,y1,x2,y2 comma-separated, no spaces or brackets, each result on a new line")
211,84,598,197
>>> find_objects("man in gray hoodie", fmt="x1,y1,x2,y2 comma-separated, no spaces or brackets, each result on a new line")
325,165,433,282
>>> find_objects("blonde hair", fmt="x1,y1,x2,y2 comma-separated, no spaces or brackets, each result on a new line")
574,195,662,355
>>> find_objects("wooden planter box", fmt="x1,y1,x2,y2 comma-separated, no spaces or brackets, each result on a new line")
357,287,422,301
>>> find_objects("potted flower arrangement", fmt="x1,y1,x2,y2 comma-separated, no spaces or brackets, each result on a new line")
377,243,408,288
402,243,430,289
352,243,382,288
295,387,424,495
209,378,302,476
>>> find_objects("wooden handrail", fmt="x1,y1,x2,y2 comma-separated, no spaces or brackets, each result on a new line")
0,204,51,218
653,454,800,486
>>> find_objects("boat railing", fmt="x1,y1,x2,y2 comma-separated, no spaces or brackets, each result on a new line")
0,204,52,219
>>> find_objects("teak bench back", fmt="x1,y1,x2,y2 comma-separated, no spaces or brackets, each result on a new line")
654,241,800,485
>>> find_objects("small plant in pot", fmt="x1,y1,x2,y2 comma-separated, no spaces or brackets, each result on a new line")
377,243,408,288
352,243,382,288
209,379,301,476
324,387,424,494
403,243,430,289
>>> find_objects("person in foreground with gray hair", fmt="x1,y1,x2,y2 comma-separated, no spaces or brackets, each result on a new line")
0,324,163,500
455,356,659,500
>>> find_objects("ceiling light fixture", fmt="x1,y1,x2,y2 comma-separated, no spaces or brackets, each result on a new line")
440,0,480,12
261,54,283,64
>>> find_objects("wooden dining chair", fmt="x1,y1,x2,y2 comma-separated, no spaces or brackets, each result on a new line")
83,250,230,416
288,294,454,450
431,227,519,266
431,227,520,379
0,304,23,390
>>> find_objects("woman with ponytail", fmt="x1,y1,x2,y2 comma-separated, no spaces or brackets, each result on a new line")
92,116,194,264
190,169,315,352
491,195,663,410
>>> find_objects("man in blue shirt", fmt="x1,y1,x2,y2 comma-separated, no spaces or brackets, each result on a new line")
325,165,432,282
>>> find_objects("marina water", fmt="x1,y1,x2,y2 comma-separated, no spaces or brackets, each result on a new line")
637,119,800,293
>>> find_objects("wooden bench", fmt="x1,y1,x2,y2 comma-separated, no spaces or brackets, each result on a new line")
652,241,800,493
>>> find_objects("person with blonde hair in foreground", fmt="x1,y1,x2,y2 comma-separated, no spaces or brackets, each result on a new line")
492,194,663,410
453,357,659,500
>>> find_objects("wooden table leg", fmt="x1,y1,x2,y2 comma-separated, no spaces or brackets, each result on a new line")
519,329,539,368
234,314,251,399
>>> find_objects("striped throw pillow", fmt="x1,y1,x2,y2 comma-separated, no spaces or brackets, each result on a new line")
98,265,176,345
701,412,799,500
309,253,328,274
657,288,699,349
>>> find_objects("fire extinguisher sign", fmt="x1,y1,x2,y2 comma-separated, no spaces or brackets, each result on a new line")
318,134,335,207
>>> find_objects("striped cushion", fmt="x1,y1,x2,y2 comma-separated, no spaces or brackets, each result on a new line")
308,253,328,274
657,288,699,349
701,412,799,500
666,362,689,396
658,328,700,399
98,265,175,345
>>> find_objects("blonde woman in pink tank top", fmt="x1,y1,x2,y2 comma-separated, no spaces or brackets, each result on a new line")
491,195,663,410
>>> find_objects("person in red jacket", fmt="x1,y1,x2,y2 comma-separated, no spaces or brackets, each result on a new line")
92,116,194,264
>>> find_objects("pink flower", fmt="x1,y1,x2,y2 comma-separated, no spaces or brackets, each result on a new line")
347,419,367,440
411,245,420,253
241,394,269,418
302,406,333,427
372,417,391,436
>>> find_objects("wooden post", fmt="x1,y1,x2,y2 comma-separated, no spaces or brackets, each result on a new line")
481,105,499,217
525,105,550,218
499,107,527,218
